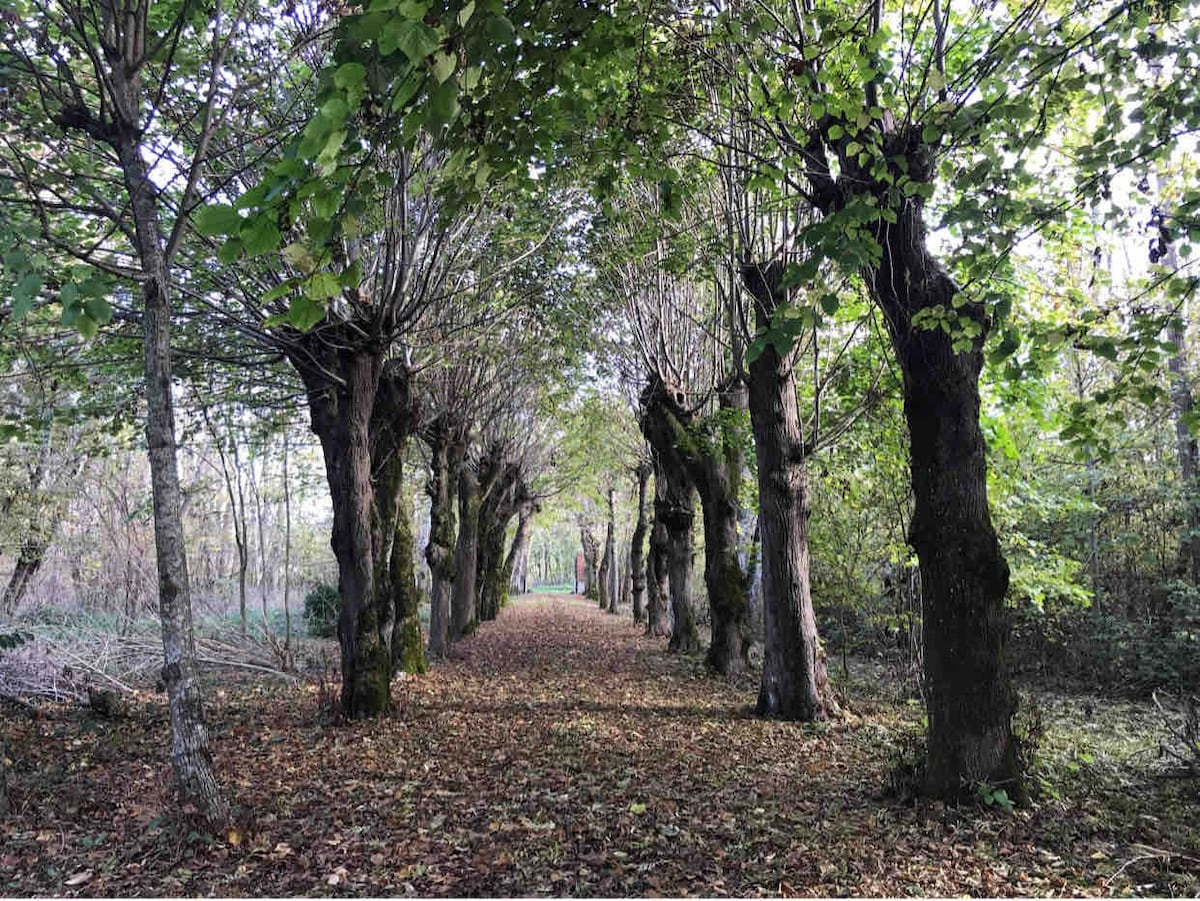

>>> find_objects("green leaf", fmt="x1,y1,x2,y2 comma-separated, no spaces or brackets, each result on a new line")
485,14,515,43
217,238,244,264
383,19,441,64
241,218,282,257
456,0,475,25
83,297,112,324
12,274,42,319
194,204,242,237
333,62,367,90
282,242,318,274
431,51,456,84
818,293,840,315
307,271,342,300
287,294,327,331
429,79,460,126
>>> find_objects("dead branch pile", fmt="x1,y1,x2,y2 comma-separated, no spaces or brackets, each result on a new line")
0,616,302,703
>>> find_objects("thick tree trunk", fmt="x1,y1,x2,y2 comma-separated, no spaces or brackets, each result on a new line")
370,365,424,675
645,482,671,637
424,430,460,659
640,379,735,661
389,484,425,673
868,203,1020,802
0,738,7,817
741,263,837,721
630,463,651,624
451,464,481,639
116,138,227,824
580,525,599,601
648,451,701,654
294,339,392,719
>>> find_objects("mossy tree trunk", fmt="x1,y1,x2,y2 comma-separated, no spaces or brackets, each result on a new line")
370,363,425,675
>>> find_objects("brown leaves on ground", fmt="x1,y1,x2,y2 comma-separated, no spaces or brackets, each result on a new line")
2,594,1197,896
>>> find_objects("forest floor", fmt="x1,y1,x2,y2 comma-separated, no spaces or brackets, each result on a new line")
2,593,1198,897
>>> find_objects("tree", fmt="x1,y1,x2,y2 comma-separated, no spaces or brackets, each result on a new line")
0,0,280,823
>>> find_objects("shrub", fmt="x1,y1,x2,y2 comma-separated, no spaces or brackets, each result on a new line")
303,583,339,638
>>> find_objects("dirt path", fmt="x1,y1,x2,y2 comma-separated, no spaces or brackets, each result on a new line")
1,594,1194,895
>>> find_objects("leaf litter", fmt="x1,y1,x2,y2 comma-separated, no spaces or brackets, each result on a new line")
1,593,1196,896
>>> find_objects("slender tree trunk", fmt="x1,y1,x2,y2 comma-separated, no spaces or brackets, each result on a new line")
630,463,651,624
282,431,293,663
867,193,1020,802
293,340,392,718
741,262,837,721
0,738,8,817
424,430,460,659
451,464,481,638
605,487,618,613
116,137,228,823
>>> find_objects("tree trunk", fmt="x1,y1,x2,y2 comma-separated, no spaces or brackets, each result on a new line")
292,336,392,719
630,463,651,624
451,462,481,639
605,487,619,613
424,427,460,659
645,482,671,638
282,431,293,664
740,262,837,720
116,137,228,824
0,738,8,817
389,482,425,673
0,536,48,615
504,501,536,599
580,525,599,601
639,387,710,657
867,201,1020,802
368,364,425,675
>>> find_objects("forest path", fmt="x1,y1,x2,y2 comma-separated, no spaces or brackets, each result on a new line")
2,593,1159,896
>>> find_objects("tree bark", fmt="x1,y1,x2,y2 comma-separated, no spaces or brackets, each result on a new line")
605,487,618,613
370,365,425,675
868,202,1020,802
424,424,461,659
504,500,536,599
650,452,701,654
292,335,392,719
630,463,651,624
640,383,718,658
451,462,481,639
740,262,837,720
645,480,671,638
116,136,228,822
0,536,48,616
580,524,599,601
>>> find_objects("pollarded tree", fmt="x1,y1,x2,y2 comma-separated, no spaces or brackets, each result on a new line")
678,0,1200,797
